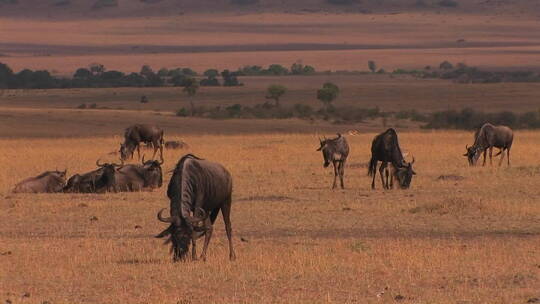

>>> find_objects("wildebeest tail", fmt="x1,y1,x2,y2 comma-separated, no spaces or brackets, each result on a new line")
368,156,377,177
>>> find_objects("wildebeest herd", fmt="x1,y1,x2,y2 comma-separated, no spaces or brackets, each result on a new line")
12,122,514,262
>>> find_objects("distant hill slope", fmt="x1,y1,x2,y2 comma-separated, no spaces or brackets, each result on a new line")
1,0,539,18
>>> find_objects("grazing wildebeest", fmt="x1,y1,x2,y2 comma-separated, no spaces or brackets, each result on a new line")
115,156,163,192
120,124,164,161
464,123,513,166
164,140,189,150
316,133,349,189
63,159,122,193
155,154,236,262
13,170,67,193
368,128,416,190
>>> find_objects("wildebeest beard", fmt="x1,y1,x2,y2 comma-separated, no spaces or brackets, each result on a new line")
156,222,192,262
156,210,204,262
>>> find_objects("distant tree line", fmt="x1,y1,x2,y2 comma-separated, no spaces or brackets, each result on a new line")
0,62,243,89
236,62,316,76
392,61,540,84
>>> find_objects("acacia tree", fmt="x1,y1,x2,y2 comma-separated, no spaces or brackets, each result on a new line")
317,82,339,110
265,84,287,107
182,77,199,116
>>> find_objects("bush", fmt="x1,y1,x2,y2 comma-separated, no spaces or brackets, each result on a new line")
291,62,316,75
77,103,87,109
423,108,540,129
89,103,98,109
222,70,242,86
293,104,313,118
200,77,220,86
439,61,454,70
176,108,189,117
267,64,289,75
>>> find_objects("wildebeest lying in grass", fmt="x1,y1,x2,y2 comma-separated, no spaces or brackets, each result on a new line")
368,128,416,189
13,170,67,193
115,156,163,191
316,133,349,189
156,154,236,262
63,159,122,193
464,123,513,166
164,140,189,150
120,124,164,161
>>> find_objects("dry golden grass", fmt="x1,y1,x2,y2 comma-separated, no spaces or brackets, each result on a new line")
1,132,539,303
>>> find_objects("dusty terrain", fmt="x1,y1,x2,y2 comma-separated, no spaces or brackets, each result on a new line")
1,132,539,303
2,1,540,74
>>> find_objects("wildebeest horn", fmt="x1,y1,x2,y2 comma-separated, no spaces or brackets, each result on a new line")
466,144,469,150
142,155,146,165
157,208,173,223
411,156,415,165
110,159,124,167
158,156,164,165
186,208,207,224
96,158,104,167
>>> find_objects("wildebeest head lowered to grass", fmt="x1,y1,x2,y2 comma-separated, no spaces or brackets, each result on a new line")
156,154,236,262
368,128,416,190
317,133,349,189
464,123,513,167
119,124,164,162
13,170,67,193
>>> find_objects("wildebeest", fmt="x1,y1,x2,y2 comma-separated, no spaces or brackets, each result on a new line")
63,159,122,193
316,133,349,189
164,140,189,150
115,156,163,192
368,128,416,189
13,170,67,193
464,123,513,166
120,124,164,161
155,154,236,262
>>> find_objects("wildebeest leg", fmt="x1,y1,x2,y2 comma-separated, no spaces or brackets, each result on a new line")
489,147,493,166
384,167,389,189
332,161,338,189
152,145,158,160
339,160,345,189
389,169,394,189
221,198,236,261
498,148,505,167
507,148,511,166
191,239,198,261
379,162,388,190
200,225,213,262
482,149,487,166
136,144,141,160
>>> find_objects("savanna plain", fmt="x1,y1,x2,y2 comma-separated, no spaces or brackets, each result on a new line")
1,131,539,303
1,0,540,303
